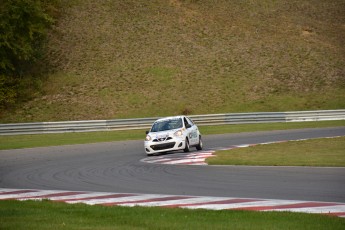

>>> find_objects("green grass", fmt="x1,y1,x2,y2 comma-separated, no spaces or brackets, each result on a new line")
0,129,145,150
1,0,344,123
199,120,345,135
0,120,344,150
207,136,345,167
0,200,344,230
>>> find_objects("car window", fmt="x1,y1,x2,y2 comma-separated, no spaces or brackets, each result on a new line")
184,117,194,128
186,117,195,126
183,118,189,128
151,118,183,132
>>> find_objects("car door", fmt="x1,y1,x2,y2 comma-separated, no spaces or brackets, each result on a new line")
184,117,198,145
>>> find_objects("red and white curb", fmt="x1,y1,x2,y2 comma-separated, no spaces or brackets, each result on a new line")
141,142,286,165
141,151,215,165
1,188,345,218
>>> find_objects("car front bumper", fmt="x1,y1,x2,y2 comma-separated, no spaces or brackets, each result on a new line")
145,138,186,155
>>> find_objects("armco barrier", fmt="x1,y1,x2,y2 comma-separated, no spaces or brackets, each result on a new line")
0,110,344,135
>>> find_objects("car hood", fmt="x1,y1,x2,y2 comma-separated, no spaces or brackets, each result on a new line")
149,129,179,139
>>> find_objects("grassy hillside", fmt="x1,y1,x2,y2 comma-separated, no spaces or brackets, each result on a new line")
1,0,344,122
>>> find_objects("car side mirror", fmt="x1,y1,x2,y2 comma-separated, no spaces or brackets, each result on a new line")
186,124,191,129
145,131,149,134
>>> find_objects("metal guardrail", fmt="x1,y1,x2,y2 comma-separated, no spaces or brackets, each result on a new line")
0,110,344,135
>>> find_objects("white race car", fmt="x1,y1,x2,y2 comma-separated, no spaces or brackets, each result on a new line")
145,116,203,156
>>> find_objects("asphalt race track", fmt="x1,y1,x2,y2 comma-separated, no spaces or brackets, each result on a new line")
1,127,345,203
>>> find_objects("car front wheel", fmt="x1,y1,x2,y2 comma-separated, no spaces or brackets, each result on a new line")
184,138,190,152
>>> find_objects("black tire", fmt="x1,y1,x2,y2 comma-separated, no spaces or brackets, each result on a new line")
196,136,203,150
183,138,190,152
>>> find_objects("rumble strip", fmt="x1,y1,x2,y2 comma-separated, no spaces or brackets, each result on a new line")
1,188,344,218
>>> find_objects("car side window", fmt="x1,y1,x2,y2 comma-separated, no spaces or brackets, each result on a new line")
183,117,190,128
186,117,195,126
184,117,194,128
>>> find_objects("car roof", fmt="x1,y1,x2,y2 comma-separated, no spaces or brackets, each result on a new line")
154,116,185,123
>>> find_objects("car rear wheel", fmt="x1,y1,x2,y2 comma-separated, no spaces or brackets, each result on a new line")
196,136,203,150
184,138,190,152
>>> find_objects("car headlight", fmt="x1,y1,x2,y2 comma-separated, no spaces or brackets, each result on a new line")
174,130,183,137
145,135,152,141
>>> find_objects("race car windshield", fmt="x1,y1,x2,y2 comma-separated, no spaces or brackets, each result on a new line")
151,118,183,132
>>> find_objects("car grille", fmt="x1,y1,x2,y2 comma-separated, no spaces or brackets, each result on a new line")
153,137,173,142
151,142,176,151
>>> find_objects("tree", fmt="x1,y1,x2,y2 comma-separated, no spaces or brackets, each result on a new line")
0,0,53,107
